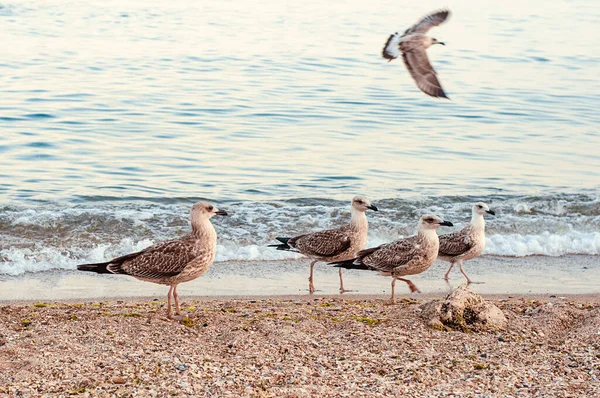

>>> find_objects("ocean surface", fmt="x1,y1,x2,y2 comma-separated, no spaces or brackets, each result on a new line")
1,0,599,284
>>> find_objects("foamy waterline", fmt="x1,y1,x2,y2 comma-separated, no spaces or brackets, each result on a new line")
1,194,599,276
1,232,598,276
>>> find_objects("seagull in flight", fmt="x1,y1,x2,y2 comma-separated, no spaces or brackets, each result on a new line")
382,9,451,98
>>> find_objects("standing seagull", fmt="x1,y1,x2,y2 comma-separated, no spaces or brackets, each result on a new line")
77,202,227,319
382,9,451,98
270,196,378,294
438,202,495,284
331,215,453,301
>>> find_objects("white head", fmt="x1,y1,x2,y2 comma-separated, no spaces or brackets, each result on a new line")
351,196,378,212
191,201,228,221
418,214,453,230
472,202,495,216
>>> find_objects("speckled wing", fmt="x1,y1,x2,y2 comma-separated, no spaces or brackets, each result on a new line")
402,50,447,98
438,228,471,257
404,9,450,35
358,236,419,272
290,229,352,258
106,239,199,279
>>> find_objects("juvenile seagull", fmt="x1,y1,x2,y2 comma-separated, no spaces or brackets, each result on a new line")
270,196,378,294
382,9,451,98
331,215,452,301
438,202,495,284
77,202,227,319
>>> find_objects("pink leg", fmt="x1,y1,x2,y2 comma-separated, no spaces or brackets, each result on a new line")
386,278,396,303
458,260,473,284
166,286,174,319
173,285,182,315
338,267,349,294
444,260,455,280
397,277,421,294
308,261,317,294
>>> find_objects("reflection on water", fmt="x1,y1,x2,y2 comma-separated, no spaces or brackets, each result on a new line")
0,0,598,202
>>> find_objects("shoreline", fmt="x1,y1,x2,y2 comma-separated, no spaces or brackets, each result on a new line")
4,291,600,306
1,255,599,302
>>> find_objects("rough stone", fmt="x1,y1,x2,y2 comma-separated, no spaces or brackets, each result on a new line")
420,284,508,332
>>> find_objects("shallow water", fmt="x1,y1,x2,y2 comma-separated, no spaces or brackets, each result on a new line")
0,0,599,283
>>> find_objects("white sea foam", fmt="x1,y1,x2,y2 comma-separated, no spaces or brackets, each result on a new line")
1,232,599,276
1,195,599,276
485,232,600,257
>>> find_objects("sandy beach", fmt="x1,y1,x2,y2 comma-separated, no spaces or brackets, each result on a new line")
1,293,599,397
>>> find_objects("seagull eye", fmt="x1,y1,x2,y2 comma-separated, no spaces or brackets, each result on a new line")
207,206,214,211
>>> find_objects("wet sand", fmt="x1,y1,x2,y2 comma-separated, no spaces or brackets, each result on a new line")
1,255,599,302
1,294,599,397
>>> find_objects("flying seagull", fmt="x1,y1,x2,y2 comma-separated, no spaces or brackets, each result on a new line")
77,202,227,319
331,215,453,301
270,196,378,294
382,9,451,98
438,202,495,283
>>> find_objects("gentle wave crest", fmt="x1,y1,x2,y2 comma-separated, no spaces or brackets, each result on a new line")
1,194,598,276
1,232,598,276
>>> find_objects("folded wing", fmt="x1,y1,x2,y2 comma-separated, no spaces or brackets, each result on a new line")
359,237,419,272
109,239,199,279
291,229,352,258
438,229,471,257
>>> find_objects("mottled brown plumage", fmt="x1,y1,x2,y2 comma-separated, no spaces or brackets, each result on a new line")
438,227,473,258
333,215,453,301
438,202,495,284
382,9,451,98
77,202,227,319
270,196,378,294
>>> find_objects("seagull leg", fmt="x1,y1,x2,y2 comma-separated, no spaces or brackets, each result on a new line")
397,277,421,294
458,260,474,284
444,260,455,280
338,267,349,294
173,285,182,316
166,286,174,319
308,260,317,294
387,278,397,304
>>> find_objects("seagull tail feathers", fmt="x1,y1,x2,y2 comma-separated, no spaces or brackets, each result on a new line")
268,237,292,251
76,261,114,274
329,258,370,270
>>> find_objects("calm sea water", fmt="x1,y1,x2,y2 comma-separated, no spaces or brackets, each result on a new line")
0,0,599,277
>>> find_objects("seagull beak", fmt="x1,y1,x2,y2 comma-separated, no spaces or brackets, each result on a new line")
439,220,453,227
486,210,495,216
367,204,378,211
438,42,445,46
215,209,228,216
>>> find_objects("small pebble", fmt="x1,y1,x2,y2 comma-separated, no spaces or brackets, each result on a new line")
112,376,126,384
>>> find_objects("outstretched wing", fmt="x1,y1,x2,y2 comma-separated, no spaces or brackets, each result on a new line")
291,229,352,258
402,50,447,98
108,239,199,280
404,9,451,35
438,228,471,257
